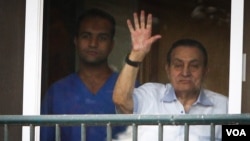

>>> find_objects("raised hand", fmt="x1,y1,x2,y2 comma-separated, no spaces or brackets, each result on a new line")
127,10,161,61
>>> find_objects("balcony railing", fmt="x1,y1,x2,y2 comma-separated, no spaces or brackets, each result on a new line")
0,114,250,141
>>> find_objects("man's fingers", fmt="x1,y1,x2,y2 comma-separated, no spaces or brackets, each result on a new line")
127,19,134,33
146,13,152,30
130,10,152,30
128,10,162,51
148,35,162,45
140,10,145,28
133,12,140,29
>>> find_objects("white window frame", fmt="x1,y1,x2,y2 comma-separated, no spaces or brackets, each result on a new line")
228,0,244,114
22,0,44,140
22,0,244,140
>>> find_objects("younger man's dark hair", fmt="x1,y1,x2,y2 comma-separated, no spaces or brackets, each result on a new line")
75,8,116,39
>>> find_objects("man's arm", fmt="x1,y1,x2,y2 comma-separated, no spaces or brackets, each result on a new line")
113,10,161,114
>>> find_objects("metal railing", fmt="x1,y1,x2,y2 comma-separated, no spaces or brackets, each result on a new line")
0,114,250,141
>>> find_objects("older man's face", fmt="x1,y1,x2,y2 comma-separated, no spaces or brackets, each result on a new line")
166,46,208,94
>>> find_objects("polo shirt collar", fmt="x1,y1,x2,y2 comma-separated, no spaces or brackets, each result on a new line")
162,85,213,106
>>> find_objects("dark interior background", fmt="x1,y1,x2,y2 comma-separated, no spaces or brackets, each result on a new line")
41,0,231,99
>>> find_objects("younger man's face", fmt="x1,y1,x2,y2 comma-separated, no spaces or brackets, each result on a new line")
74,17,114,65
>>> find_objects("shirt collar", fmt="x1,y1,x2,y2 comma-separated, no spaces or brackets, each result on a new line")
162,84,213,106
162,86,177,102
195,90,213,106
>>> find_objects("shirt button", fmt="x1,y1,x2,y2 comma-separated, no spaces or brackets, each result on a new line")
181,111,184,114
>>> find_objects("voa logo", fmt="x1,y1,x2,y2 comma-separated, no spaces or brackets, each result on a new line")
226,129,246,136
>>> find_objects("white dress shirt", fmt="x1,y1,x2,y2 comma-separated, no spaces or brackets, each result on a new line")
133,83,228,141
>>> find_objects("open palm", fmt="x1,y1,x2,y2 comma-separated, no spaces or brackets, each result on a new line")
127,10,161,55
